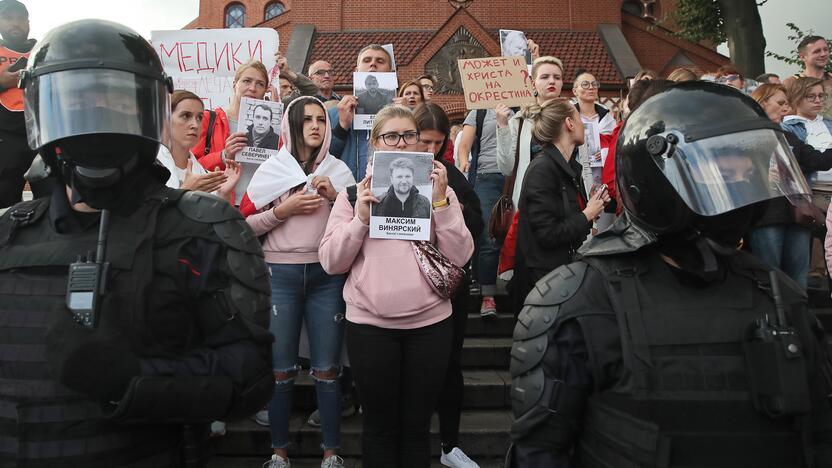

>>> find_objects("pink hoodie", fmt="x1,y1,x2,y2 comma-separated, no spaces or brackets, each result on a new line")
246,97,354,264
319,187,475,330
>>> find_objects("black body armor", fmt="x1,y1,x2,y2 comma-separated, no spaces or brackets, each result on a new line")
510,244,832,467
0,187,273,467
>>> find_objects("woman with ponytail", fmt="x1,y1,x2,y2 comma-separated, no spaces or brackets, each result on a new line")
512,98,609,313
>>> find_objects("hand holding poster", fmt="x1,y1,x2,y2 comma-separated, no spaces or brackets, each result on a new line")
370,152,434,241
354,72,398,130
500,29,532,67
458,57,535,109
151,28,278,109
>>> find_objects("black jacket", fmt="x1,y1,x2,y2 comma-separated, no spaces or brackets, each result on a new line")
372,185,431,218
516,144,591,287
754,131,832,227
246,125,280,150
441,158,484,240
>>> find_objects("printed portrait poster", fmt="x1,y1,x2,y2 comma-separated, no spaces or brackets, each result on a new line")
584,122,604,167
151,28,278,109
500,29,532,70
234,97,283,204
370,151,434,241
354,72,398,130
382,44,397,70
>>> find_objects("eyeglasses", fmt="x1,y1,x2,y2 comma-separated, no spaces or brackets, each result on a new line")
421,84,434,92
378,131,420,146
579,80,600,89
806,93,828,102
718,74,741,83
312,69,334,77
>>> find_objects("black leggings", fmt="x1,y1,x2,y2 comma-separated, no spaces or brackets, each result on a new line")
346,317,453,468
437,288,471,450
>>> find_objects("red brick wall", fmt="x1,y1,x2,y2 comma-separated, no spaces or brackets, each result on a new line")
190,0,625,33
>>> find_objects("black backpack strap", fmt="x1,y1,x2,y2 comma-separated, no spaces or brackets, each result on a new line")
466,109,487,186
203,110,218,156
346,184,358,208
0,198,50,247
582,255,653,380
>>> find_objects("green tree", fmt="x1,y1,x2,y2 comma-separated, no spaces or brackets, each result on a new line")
766,22,832,74
671,0,767,78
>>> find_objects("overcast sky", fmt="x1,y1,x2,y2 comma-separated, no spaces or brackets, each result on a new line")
22,0,831,78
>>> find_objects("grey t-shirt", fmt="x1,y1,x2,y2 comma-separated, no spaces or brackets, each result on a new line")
228,117,258,206
463,109,500,174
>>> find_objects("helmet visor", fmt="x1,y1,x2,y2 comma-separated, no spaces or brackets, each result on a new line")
659,129,810,216
25,69,169,150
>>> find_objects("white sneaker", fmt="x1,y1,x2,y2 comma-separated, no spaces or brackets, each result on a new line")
263,454,290,468
253,409,269,427
321,455,345,468
440,447,480,468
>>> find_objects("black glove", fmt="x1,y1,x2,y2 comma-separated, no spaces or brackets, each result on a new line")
45,309,141,402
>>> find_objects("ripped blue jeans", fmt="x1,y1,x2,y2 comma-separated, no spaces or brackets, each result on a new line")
268,262,346,450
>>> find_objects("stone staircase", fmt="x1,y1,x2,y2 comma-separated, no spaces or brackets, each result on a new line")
209,298,516,467
207,279,832,468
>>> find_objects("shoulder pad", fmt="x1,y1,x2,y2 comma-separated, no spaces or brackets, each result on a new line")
510,333,548,377
176,191,264,256
226,249,270,295
177,191,241,224
513,262,587,343
524,262,588,307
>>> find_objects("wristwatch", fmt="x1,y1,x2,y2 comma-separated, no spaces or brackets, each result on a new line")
432,198,450,209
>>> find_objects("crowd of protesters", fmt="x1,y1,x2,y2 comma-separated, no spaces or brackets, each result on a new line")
2,1,832,466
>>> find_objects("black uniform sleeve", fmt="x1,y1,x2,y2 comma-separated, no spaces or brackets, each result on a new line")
108,236,274,423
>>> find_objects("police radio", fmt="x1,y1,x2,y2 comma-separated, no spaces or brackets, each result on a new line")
66,209,110,330
743,271,811,417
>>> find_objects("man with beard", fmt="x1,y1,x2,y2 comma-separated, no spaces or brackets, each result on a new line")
356,74,393,116
373,156,430,219
246,103,279,149
0,0,36,207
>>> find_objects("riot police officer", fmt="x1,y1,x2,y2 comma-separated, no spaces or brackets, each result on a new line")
508,81,832,467
0,20,273,466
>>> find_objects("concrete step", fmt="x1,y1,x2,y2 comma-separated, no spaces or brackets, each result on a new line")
213,410,512,459
208,456,506,467
464,313,515,337
291,369,511,410
461,337,512,369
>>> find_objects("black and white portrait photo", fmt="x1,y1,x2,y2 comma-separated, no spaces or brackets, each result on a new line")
353,72,398,130
370,151,434,241
236,97,283,165
500,29,532,66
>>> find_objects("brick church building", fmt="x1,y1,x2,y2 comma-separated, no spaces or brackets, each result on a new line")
185,0,728,119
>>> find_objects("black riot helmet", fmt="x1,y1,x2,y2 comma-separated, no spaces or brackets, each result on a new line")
615,81,810,242
20,19,173,206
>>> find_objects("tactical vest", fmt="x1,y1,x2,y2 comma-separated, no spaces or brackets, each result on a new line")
0,45,27,112
577,252,821,468
0,192,183,467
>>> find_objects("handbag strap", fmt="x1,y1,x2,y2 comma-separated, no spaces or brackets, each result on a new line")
500,117,524,198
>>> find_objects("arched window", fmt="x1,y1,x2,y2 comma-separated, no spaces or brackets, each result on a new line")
264,2,285,21
225,3,245,29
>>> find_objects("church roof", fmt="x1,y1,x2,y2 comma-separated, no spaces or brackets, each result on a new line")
309,29,624,88
308,31,435,86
